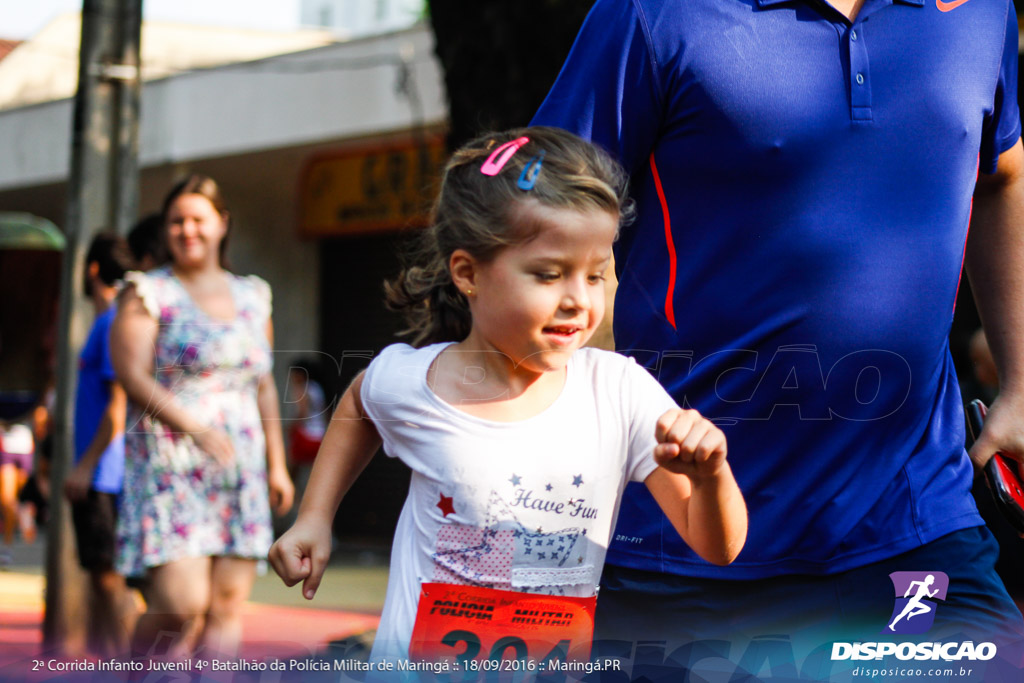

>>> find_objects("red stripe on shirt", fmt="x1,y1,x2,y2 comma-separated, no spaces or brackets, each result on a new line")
650,154,677,329
953,155,980,314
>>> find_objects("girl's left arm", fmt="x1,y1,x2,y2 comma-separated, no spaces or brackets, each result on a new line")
259,317,294,514
644,409,747,566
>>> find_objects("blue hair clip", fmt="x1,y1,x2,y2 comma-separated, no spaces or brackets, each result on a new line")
517,151,546,191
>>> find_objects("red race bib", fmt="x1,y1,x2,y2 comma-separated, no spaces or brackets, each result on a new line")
409,583,596,665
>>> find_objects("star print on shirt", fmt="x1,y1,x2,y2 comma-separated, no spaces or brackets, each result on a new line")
572,474,584,488
431,491,590,595
482,490,584,573
545,483,553,491
432,525,515,587
437,493,455,517
509,474,522,486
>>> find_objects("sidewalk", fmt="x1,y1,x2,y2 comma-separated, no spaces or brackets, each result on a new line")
0,534,388,682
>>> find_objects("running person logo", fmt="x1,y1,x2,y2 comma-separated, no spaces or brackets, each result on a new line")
884,571,949,635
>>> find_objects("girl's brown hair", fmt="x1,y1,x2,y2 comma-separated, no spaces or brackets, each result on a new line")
162,174,232,270
386,126,632,346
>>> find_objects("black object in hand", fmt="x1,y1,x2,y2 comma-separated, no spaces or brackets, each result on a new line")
965,399,1024,534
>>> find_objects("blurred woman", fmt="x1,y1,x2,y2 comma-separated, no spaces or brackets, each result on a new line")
111,175,293,657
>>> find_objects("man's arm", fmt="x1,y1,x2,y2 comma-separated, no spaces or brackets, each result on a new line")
64,383,126,502
965,137,1024,469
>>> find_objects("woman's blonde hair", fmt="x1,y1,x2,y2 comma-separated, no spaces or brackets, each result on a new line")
386,126,632,346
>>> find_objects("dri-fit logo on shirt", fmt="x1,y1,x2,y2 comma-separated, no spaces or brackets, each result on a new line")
884,571,949,635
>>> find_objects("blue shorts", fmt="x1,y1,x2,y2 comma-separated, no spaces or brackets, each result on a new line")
592,527,1023,682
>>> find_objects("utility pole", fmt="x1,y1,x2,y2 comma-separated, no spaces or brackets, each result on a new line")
45,0,143,652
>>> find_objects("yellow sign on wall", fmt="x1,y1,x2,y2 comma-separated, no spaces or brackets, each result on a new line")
300,135,447,238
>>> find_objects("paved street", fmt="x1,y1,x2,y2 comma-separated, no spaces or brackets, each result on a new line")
0,533,389,682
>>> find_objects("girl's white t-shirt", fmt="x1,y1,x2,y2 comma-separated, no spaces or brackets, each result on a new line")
360,342,678,662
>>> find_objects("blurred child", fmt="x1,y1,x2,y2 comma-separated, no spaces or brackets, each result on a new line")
285,359,328,508
0,421,34,564
64,232,138,655
126,213,164,271
269,128,747,666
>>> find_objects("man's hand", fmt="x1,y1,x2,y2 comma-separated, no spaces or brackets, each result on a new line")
967,392,1024,472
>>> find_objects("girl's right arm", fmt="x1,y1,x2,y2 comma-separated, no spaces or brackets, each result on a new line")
110,285,234,463
268,371,382,600
644,409,747,566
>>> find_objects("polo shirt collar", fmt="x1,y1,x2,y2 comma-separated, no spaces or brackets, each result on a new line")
755,0,924,8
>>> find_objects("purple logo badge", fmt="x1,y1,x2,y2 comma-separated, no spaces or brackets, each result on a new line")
884,571,949,634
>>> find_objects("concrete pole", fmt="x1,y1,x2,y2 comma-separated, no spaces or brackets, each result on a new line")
114,0,143,234
45,0,143,653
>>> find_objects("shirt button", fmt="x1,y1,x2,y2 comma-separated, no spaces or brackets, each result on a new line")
851,30,858,40
856,73,865,85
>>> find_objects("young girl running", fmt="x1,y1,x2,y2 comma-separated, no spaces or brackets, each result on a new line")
269,127,747,666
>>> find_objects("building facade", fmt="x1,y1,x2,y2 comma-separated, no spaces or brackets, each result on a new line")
0,22,447,540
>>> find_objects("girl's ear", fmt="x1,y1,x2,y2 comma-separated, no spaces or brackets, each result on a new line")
449,249,478,295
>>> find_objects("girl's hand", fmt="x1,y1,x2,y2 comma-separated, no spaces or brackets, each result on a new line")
654,408,727,481
269,517,333,600
267,464,295,515
191,427,235,465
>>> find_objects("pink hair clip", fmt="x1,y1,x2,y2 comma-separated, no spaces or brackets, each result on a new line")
480,136,530,176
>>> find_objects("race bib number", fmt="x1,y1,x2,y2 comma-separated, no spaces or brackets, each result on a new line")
409,583,596,665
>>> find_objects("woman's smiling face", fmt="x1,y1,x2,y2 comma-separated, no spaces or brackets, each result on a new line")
165,193,228,270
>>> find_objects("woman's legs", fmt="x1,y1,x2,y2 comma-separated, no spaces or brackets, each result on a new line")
200,557,257,657
132,557,211,659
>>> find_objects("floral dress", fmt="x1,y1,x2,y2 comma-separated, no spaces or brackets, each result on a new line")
116,266,274,577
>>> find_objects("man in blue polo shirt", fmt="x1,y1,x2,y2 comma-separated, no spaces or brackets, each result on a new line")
534,0,1024,668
